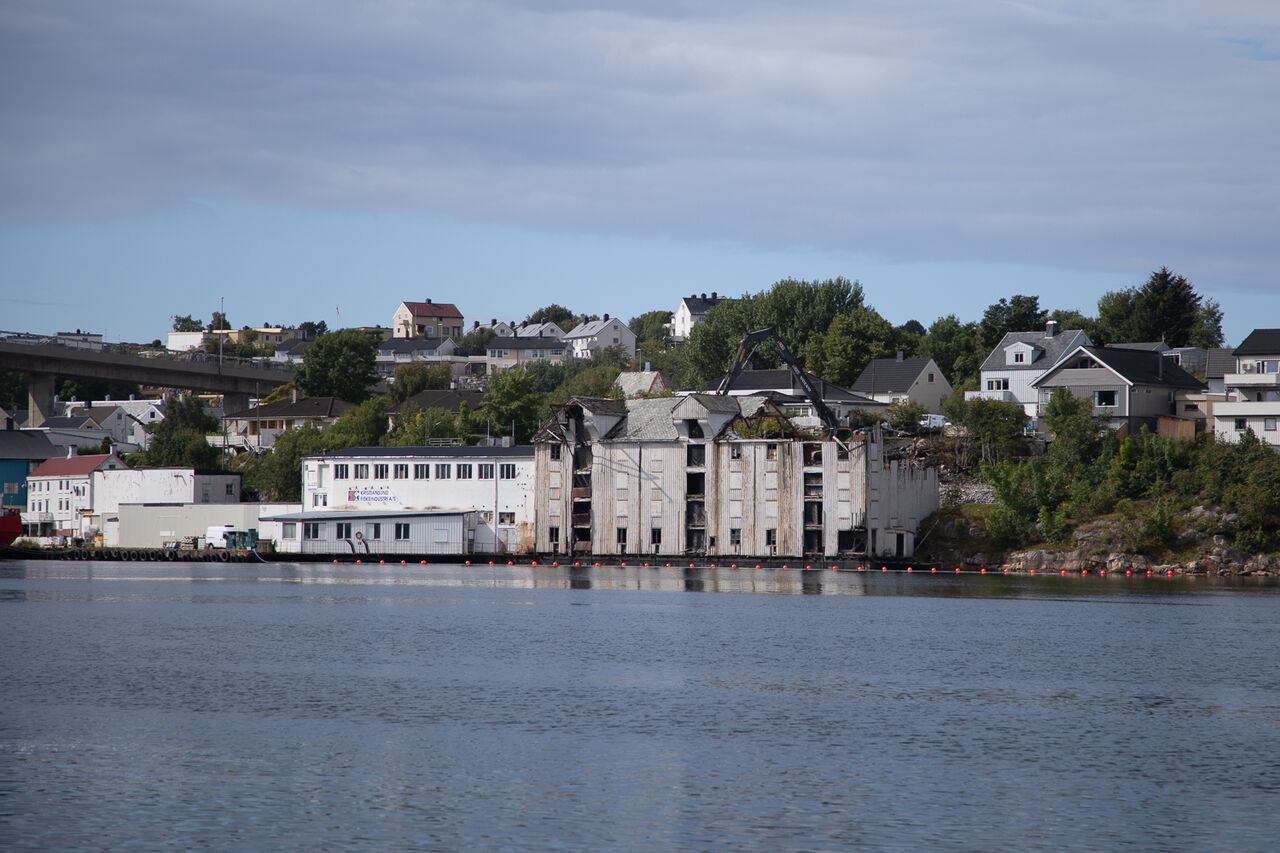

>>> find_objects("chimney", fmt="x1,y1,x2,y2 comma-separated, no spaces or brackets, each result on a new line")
1045,320,1059,337
603,313,610,321
896,350,904,362
292,388,298,403
701,293,707,299
711,291,717,299
491,318,496,325
426,298,432,304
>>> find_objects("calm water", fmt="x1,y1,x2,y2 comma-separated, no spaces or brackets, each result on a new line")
2,560,1279,852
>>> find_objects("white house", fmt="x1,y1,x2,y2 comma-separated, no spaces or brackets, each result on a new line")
24,451,126,541
969,321,1093,418
563,315,637,360
1212,329,1280,446
279,445,537,554
668,292,734,342
516,321,566,340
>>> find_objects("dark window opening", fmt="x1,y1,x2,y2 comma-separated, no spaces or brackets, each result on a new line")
686,444,705,466
686,471,705,496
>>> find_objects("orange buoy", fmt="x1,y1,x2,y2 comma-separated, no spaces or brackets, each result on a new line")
420,560,426,565
980,568,986,574
907,567,913,573
379,560,385,564
931,567,936,573
881,566,887,572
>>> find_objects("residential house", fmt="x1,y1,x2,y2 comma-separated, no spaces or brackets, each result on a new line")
1212,329,1280,446
1031,345,1206,436
221,396,355,451
375,337,459,377
563,315,637,360
534,395,938,559
387,388,486,432
516,321,567,340
486,336,568,374
852,353,953,413
392,300,465,340
24,451,126,540
614,370,670,398
0,429,57,513
67,404,152,451
1204,348,1237,396
34,413,113,454
969,321,1093,418
467,319,517,338
269,445,536,554
668,292,734,342
271,338,310,365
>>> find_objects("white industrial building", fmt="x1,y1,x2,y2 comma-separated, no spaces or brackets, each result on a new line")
275,446,537,555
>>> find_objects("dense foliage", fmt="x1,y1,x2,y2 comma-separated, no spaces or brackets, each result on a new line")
293,330,378,402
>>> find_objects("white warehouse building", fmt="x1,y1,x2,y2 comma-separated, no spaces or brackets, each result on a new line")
272,446,536,555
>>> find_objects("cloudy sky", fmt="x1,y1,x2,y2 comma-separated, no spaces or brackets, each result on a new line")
2,0,1277,344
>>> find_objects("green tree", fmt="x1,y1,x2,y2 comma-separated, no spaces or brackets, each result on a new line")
885,399,927,433
1098,267,1209,347
803,304,902,387
1047,308,1101,342
388,362,452,404
298,320,328,339
526,304,577,328
324,398,388,448
136,396,221,469
963,399,1026,465
454,326,497,356
980,295,1047,349
920,314,984,387
483,367,543,444
1095,289,1137,345
208,311,230,331
241,425,327,501
1190,299,1225,349
293,330,378,402
628,310,673,346
171,314,203,332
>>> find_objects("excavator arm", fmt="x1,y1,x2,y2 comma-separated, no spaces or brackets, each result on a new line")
716,327,841,432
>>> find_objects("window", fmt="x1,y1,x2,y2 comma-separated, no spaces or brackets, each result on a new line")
394,523,410,540
550,444,561,460
650,527,662,546
456,464,473,479
1266,419,1277,432
334,464,349,479
414,463,429,479
928,372,935,382
1095,390,1117,408
730,445,742,460
478,463,494,479
766,529,777,546
283,522,297,539
394,464,409,479
987,378,1010,391
547,525,561,546
766,443,777,460
729,528,741,547
616,527,628,546
435,464,451,479
373,464,389,479
499,511,515,525
1013,353,1024,363
336,522,352,539
687,444,705,466
354,464,369,479
225,483,234,495
1235,418,1248,431
500,464,516,479
303,522,320,540
366,523,381,540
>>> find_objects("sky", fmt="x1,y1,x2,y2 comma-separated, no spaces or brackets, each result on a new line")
2,0,1278,346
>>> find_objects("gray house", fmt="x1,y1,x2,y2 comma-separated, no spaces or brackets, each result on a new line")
970,321,1093,418
1032,345,1205,435
852,354,952,413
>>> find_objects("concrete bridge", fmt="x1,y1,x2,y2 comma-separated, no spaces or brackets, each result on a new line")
0,341,295,424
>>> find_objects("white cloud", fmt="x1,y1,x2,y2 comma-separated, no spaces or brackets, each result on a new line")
2,0,1277,292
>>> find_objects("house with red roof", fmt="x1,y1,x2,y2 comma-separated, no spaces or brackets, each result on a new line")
392,299,464,340
24,451,125,539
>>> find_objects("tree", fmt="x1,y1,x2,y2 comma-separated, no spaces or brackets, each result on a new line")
629,310,673,346
526,304,577,328
453,326,496,357
803,304,902,387
962,399,1026,465
1190,299,1225,349
241,425,327,501
483,367,543,444
388,362,452,404
1047,308,1100,343
920,314,984,387
323,398,388,448
684,277,864,387
172,314,203,332
135,396,221,469
293,330,378,402
1097,267,1209,347
980,295,1047,349
208,311,230,331
298,320,328,339
885,399,927,433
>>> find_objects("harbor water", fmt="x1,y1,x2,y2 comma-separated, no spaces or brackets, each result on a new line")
3,559,1279,851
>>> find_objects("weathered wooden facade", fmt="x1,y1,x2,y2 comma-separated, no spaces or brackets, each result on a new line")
534,395,938,560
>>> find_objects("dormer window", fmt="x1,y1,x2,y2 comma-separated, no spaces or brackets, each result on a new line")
1013,353,1024,363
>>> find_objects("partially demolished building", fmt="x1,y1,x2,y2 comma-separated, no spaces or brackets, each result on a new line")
533,394,938,560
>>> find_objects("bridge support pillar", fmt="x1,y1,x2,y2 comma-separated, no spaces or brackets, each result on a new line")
28,373,56,427
221,392,250,416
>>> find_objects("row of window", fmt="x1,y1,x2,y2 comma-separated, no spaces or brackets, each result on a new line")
293,521,413,540
553,526,778,548
331,462,519,480
30,499,75,513
30,480,79,492
1234,418,1278,431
